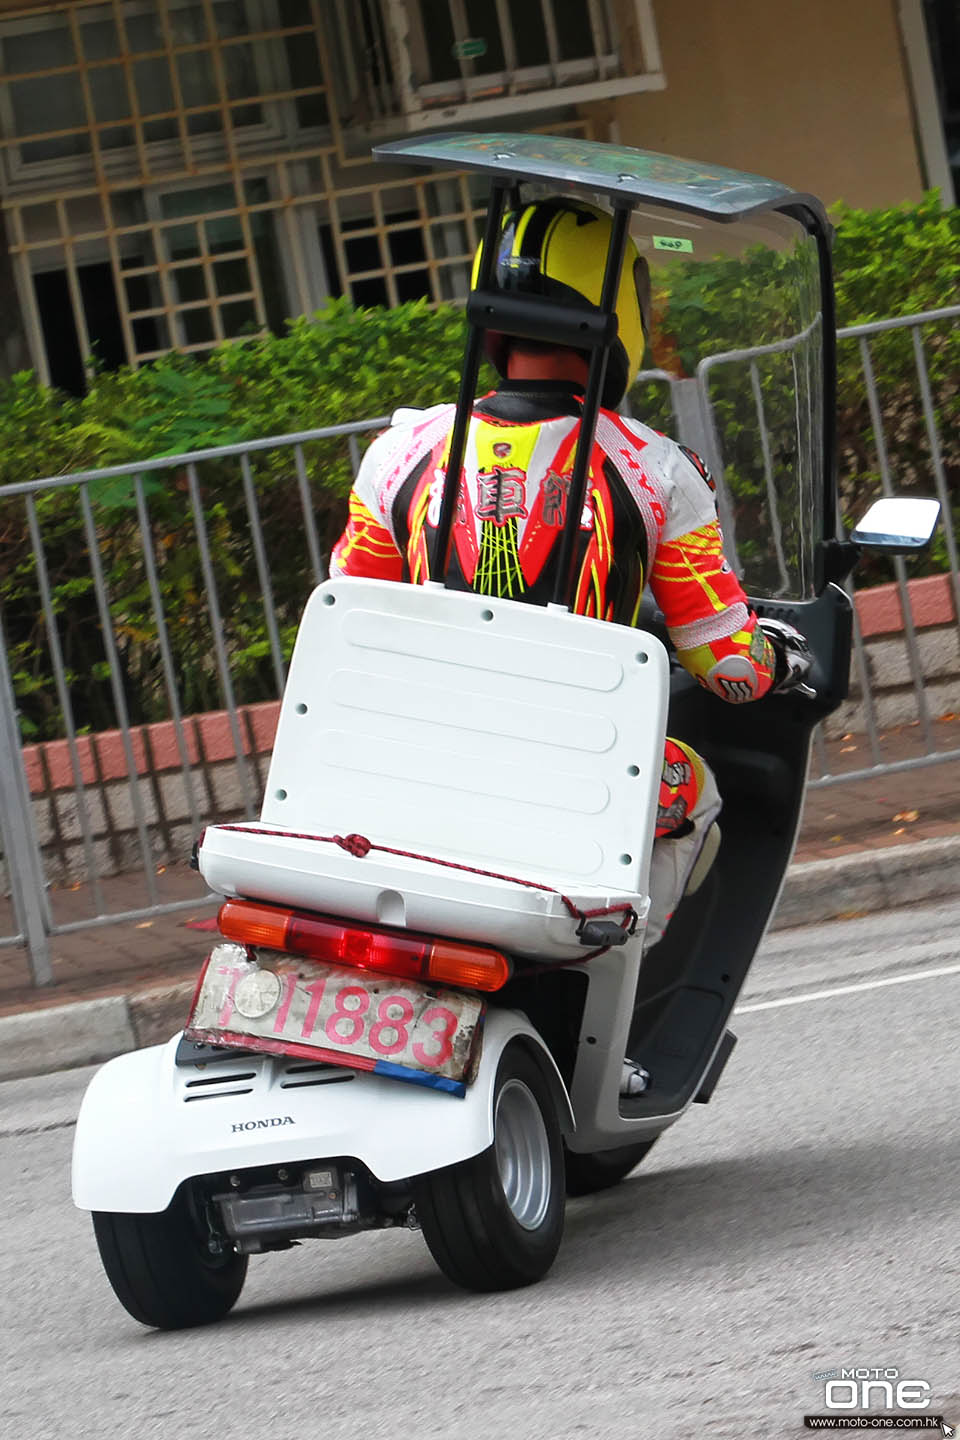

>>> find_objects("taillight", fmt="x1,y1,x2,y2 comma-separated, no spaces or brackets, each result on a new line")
217,898,511,992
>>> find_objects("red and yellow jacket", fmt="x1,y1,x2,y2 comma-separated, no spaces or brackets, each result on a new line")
330,381,777,703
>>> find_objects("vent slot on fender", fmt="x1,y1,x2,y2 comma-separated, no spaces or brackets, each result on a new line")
184,1087,256,1101
183,1071,257,1100
280,1062,355,1089
186,1071,258,1088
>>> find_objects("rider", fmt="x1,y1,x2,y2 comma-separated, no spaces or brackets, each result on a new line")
329,197,809,961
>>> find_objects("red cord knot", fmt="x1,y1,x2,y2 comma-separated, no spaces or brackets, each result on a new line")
335,833,372,858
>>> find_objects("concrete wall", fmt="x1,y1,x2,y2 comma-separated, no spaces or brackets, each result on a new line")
10,575,957,889
604,0,925,209
828,573,960,736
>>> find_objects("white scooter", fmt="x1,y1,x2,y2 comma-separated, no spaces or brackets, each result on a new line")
72,133,938,1328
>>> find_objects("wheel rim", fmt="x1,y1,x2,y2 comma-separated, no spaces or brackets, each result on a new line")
494,1077,552,1230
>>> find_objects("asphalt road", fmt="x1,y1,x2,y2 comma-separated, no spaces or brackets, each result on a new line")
2,899,958,1440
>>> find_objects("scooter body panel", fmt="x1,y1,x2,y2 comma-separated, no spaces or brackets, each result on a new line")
71,1009,573,1214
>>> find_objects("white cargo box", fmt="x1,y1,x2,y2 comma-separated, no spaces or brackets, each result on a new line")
197,577,667,960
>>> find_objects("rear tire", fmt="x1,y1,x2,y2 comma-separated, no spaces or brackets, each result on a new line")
564,1138,658,1197
92,1184,247,1330
413,1043,565,1291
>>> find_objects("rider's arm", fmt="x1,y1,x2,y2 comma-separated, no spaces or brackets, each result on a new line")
647,442,778,703
329,491,404,580
329,432,404,581
650,519,777,701
329,405,456,581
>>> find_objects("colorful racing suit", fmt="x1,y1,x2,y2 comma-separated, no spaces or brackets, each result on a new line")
330,380,778,944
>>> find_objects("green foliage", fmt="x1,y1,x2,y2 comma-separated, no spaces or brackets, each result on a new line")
831,191,960,325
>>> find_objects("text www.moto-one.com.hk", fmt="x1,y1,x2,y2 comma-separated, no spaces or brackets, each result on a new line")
804,1419,947,1430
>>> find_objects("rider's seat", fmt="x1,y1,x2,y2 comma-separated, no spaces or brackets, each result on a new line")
198,577,669,958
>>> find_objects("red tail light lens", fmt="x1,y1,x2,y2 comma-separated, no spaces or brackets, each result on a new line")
217,899,511,991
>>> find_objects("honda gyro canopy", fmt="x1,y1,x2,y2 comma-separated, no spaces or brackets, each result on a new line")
375,130,831,227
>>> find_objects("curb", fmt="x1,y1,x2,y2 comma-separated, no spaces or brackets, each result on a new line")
0,982,195,1084
768,834,960,932
3,835,959,1083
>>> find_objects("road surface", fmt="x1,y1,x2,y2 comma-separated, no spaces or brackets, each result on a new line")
2,898,958,1439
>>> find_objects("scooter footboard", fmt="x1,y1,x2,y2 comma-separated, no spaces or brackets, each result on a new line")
71,1010,573,1214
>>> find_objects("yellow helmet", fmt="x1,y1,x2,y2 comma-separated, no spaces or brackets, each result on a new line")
472,197,650,408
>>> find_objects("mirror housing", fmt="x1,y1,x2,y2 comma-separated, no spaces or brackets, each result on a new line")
850,497,940,554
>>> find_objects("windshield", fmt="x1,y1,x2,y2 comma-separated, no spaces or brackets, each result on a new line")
623,204,825,601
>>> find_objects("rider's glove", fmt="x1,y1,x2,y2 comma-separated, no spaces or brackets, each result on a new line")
757,617,813,695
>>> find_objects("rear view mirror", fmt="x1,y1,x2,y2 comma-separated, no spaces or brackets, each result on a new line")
850,497,940,553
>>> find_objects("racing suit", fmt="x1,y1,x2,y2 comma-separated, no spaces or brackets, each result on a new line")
329,380,779,946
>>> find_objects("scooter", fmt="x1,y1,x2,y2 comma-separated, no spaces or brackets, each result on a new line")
72,132,939,1329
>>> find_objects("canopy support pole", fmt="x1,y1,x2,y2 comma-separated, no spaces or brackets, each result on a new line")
551,202,630,608
430,182,508,580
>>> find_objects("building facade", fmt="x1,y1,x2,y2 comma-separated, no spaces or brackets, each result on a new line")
0,0,955,392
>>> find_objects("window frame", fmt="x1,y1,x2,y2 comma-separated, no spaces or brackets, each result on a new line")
326,0,665,134
0,0,299,194
897,0,955,204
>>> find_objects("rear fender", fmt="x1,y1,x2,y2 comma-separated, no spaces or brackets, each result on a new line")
71,1009,572,1214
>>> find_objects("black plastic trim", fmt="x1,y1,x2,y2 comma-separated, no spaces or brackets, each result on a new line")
694,1030,737,1103
466,288,619,349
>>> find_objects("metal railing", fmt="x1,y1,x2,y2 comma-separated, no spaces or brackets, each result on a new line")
1,304,958,986
0,415,387,986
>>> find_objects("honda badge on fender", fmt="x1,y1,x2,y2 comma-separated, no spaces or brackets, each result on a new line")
231,1117,296,1133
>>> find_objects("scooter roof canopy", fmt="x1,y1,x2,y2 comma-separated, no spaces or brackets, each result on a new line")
374,132,828,226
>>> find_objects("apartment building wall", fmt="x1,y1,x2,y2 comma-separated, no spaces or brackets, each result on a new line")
605,0,927,209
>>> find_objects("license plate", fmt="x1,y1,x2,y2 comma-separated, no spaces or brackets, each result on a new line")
185,944,484,1094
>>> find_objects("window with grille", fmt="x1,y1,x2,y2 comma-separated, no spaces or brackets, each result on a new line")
0,0,603,389
325,0,663,130
0,0,322,181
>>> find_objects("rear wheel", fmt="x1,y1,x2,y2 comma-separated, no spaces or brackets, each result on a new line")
564,1138,658,1197
92,1183,247,1330
413,1043,565,1291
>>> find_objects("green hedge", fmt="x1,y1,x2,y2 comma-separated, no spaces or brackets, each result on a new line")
1,195,957,740
0,298,473,485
